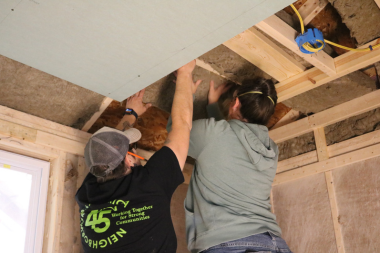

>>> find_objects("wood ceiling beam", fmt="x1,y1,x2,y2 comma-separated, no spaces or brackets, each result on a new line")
376,0,380,9
296,0,329,25
256,15,336,76
223,27,306,82
82,97,113,132
275,38,380,102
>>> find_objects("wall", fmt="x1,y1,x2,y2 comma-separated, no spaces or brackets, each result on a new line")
272,156,380,253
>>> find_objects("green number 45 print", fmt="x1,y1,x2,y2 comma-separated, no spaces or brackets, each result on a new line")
85,210,111,233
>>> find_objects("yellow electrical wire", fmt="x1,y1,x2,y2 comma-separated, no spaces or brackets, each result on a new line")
290,3,380,53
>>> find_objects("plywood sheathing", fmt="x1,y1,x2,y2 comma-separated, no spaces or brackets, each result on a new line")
328,0,380,45
282,71,377,114
0,55,105,128
273,173,338,253
333,156,380,252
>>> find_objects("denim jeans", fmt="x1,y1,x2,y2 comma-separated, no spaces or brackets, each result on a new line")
201,232,293,253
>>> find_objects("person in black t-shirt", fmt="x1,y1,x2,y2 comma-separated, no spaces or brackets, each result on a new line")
75,60,200,253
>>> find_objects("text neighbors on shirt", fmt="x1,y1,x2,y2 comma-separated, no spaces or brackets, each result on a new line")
80,199,153,249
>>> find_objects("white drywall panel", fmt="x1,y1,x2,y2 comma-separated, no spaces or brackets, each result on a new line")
0,0,294,101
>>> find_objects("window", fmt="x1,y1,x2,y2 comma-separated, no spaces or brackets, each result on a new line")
0,150,50,253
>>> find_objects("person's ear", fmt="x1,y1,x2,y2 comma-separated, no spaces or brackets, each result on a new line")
125,154,133,167
232,97,240,109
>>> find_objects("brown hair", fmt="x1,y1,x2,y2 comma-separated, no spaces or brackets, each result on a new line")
90,160,130,183
236,78,277,125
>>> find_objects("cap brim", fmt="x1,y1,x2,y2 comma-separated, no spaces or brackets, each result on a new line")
93,126,142,144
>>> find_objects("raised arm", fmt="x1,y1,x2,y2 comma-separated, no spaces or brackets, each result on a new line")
116,89,152,130
165,60,199,170
206,81,231,120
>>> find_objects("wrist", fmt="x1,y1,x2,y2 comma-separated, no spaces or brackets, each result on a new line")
208,99,218,105
125,108,139,118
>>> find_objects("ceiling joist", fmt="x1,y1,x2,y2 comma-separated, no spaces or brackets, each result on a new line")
223,27,306,82
275,38,380,102
296,0,329,26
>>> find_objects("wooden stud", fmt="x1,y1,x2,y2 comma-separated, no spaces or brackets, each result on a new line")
325,171,345,253
73,157,87,253
375,0,380,9
270,89,380,143
314,127,329,161
223,27,306,82
273,142,380,185
271,109,300,130
275,38,380,102
256,15,336,76
277,129,380,174
0,105,91,143
328,129,380,158
0,119,37,142
195,59,238,84
36,131,86,156
269,116,310,143
82,97,113,132
0,133,60,161
296,0,329,25
277,150,318,173
43,151,66,253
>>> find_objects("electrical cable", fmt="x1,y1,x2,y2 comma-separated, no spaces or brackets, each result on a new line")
290,4,380,53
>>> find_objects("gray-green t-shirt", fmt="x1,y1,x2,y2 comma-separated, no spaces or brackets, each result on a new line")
184,103,282,253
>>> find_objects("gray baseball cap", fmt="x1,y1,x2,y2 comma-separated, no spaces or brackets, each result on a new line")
84,127,142,177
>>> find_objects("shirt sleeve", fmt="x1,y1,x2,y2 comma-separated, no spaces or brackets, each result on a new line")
144,146,184,199
206,102,225,121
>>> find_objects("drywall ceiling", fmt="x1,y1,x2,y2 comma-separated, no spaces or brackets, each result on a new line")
0,0,294,101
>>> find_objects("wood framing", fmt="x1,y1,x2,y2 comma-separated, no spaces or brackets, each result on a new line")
274,141,380,185
325,171,345,253
328,129,380,158
269,89,380,143
223,27,306,82
271,109,300,130
376,0,380,9
277,129,380,173
42,151,66,253
82,97,113,132
0,106,90,253
0,106,90,143
296,0,328,25
314,127,329,161
73,157,87,253
255,15,336,76
195,59,236,83
275,39,380,102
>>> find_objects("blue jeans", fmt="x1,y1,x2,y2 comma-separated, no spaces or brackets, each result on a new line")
201,232,293,253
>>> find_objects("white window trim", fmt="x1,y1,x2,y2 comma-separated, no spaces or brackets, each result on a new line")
0,150,50,253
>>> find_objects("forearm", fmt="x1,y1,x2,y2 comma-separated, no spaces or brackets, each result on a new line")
171,73,193,130
116,115,137,131
165,71,193,169
166,95,195,133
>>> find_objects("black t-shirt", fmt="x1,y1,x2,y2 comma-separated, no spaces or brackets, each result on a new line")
75,147,184,253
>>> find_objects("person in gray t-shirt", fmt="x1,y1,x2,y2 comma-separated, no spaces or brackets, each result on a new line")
169,78,293,253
